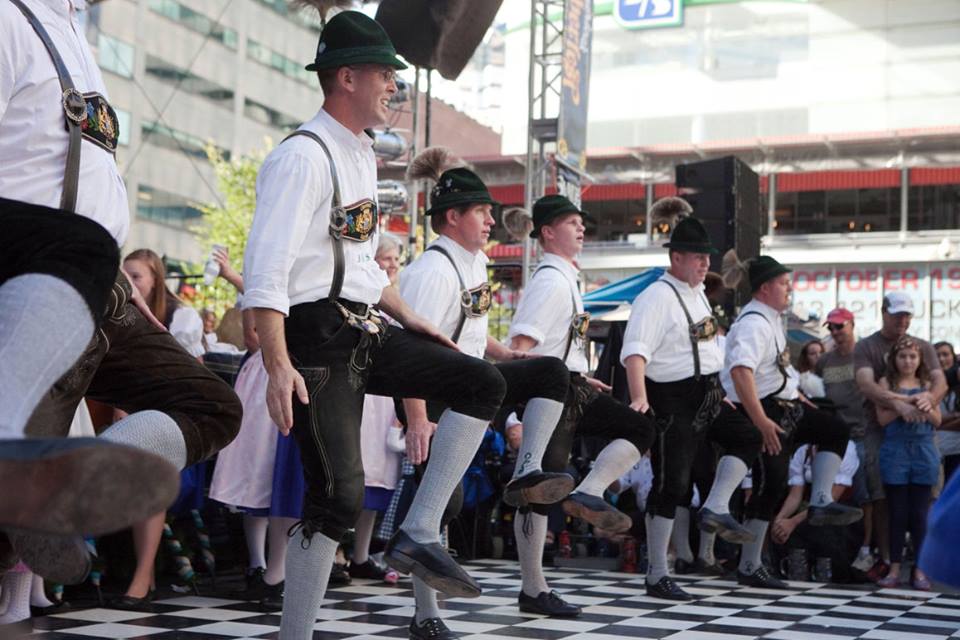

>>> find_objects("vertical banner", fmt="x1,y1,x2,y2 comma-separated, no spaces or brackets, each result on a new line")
558,0,593,174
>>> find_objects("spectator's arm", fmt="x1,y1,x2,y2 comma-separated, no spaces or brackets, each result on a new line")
875,378,900,426
856,367,925,422
510,334,538,352
775,484,805,521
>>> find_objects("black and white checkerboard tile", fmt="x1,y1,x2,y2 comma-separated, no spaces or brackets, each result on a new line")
28,559,960,639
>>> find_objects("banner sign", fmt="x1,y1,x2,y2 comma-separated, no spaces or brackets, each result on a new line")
558,0,593,172
614,0,684,30
791,264,960,343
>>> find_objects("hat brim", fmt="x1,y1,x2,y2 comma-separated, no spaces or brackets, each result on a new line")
306,52,408,72
663,241,718,255
751,264,793,290
530,209,594,238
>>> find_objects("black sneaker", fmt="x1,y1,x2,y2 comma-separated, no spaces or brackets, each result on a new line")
330,563,352,586
233,567,266,599
518,590,581,617
737,566,789,589
349,558,387,580
261,580,283,611
409,616,459,640
645,576,693,601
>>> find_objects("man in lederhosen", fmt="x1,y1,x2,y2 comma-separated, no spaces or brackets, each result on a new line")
721,254,862,588
397,149,574,638
242,14,508,640
621,201,762,600
508,194,657,616
1,0,236,592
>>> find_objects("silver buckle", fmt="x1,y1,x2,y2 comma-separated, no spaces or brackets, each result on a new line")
62,88,86,125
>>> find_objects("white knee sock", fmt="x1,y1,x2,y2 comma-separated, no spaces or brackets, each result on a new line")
701,456,749,514
265,516,297,586
402,410,487,543
0,275,93,438
413,575,442,623
244,514,268,570
513,398,564,479
353,509,377,565
810,451,842,507
0,570,31,624
738,519,770,575
645,514,674,584
515,511,549,596
576,439,641,497
278,530,338,640
672,507,694,563
99,410,187,470
30,573,54,608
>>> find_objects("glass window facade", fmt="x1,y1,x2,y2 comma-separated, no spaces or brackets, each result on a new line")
244,97,300,130
141,121,229,161
247,39,315,86
136,184,204,227
144,55,234,108
148,0,237,49
115,108,131,146
97,33,134,78
909,185,960,231
774,188,902,234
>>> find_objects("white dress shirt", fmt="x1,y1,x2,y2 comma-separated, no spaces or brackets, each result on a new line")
620,271,723,382
508,253,588,373
788,441,859,488
169,305,205,358
398,235,489,359
242,108,389,315
722,298,800,402
0,0,129,244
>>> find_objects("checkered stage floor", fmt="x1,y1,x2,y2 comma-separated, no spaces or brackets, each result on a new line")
28,559,960,640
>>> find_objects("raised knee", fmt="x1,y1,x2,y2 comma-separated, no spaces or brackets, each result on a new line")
536,357,570,401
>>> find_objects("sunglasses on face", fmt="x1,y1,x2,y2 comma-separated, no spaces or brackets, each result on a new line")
827,322,847,331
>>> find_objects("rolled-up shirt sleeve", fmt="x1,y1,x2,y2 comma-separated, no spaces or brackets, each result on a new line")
726,317,766,371
837,441,859,486
242,150,323,315
620,289,664,365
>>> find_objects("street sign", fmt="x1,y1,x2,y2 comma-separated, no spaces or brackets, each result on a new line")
614,0,684,30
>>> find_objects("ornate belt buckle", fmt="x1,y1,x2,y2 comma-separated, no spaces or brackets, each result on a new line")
572,312,591,339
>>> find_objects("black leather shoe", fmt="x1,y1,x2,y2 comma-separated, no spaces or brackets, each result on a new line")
645,576,693,601
807,502,863,527
698,508,756,544
349,558,386,580
674,557,694,575
108,590,155,612
737,566,789,589
409,616,459,640
0,438,179,536
261,580,283,611
30,600,70,617
503,472,575,507
518,590,582,617
330,563,352,586
385,530,481,598
561,493,632,533
694,558,728,577
233,567,266,599
6,530,91,584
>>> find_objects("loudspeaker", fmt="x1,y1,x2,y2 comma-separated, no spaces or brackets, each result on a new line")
675,156,761,274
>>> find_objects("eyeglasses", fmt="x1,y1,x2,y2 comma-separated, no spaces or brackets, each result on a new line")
827,322,847,331
347,65,397,83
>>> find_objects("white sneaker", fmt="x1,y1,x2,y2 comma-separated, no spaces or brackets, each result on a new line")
851,548,874,572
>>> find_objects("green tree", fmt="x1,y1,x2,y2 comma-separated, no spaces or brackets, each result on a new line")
188,141,271,316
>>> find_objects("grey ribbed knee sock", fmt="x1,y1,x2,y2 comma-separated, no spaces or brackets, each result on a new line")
576,439,641,497
512,398,564,479
645,514,674,584
99,410,187,470
738,519,770,575
413,575,442,623
810,451,842,507
698,530,717,565
279,530,338,640
0,275,93,438
672,507,694,563
402,409,487,543
516,511,549,596
702,456,749,514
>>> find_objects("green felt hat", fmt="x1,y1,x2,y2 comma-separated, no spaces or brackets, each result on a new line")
305,11,407,72
663,217,717,254
426,167,499,216
749,255,792,291
530,195,596,238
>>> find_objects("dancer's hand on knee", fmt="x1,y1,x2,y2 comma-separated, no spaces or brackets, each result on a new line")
755,416,785,455
629,398,649,414
585,376,612,393
266,364,308,435
405,418,436,464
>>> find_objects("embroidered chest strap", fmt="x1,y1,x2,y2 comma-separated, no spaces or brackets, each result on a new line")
738,310,789,396
9,0,87,212
533,265,589,362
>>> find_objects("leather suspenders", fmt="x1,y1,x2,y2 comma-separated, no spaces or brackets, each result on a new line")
9,0,88,212
738,310,789,396
425,245,468,343
533,264,582,362
281,130,348,302
659,280,715,381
